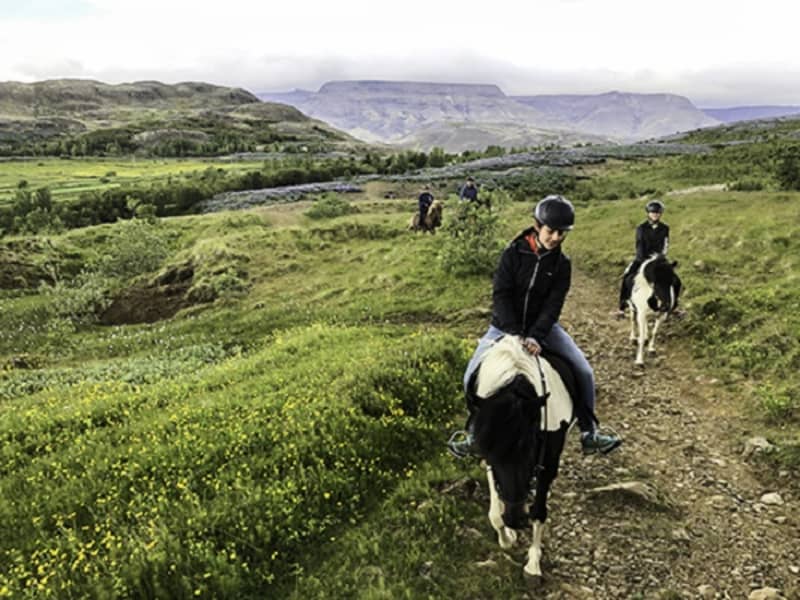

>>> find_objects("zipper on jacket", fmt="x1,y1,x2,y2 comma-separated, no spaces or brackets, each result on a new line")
521,258,541,334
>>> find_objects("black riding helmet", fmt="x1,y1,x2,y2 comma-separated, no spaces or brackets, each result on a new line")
645,199,665,213
533,195,575,231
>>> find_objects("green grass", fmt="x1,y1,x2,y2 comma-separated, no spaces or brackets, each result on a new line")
2,141,800,595
0,324,467,598
0,157,266,204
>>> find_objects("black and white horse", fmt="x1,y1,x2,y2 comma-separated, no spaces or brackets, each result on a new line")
469,335,573,582
628,254,682,366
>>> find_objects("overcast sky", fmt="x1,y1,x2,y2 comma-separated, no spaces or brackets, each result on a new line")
1,0,798,107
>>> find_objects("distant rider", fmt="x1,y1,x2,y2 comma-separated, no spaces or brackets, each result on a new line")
418,185,434,224
459,176,487,208
615,199,669,318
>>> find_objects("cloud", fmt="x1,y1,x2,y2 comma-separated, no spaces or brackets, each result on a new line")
1,0,799,106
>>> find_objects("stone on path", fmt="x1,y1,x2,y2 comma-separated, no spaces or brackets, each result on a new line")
748,587,784,600
759,492,784,505
587,481,674,511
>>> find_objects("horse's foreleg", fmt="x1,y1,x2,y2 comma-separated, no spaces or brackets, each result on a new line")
524,520,545,580
635,310,648,365
647,313,667,354
628,306,637,343
486,467,517,549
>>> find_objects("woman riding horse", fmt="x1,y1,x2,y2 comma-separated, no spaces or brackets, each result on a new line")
449,195,622,458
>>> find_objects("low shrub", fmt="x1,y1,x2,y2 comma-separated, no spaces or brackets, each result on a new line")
304,195,360,219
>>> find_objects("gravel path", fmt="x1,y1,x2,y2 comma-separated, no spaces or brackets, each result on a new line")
458,269,799,599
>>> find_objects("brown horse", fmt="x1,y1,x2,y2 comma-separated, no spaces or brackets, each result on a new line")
409,200,443,233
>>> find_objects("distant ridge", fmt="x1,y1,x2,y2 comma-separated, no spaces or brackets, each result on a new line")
0,79,260,116
512,91,719,140
259,80,719,151
701,105,800,123
318,80,505,97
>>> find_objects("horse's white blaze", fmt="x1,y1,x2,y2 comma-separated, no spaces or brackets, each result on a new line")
524,520,545,577
475,336,572,431
486,467,517,549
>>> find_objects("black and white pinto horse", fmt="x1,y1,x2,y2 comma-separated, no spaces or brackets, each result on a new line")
469,335,573,582
628,254,682,366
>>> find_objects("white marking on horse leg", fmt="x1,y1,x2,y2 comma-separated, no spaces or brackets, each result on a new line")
629,307,637,342
636,311,647,365
648,313,666,353
486,468,517,549
524,520,545,578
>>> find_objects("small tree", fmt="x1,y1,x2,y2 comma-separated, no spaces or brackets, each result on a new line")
775,145,800,191
438,190,508,276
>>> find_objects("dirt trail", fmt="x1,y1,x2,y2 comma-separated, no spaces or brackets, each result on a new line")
469,269,799,599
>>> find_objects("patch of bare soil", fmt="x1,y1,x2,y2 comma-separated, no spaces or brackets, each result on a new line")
99,263,205,325
460,269,799,599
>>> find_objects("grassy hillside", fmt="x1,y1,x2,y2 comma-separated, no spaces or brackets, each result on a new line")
0,79,361,157
673,114,800,144
1,140,798,595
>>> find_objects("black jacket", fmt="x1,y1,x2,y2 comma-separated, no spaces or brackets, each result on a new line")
418,191,434,213
459,184,479,202
635,221,669,261
490,227,571,342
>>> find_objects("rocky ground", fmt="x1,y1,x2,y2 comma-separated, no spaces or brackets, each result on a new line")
451,269,799,599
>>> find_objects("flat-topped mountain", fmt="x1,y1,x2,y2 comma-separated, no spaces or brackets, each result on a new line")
259,81,719,151
0,79,360,156
260,80,566,146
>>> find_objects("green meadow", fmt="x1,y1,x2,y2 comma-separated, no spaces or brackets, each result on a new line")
0,143,798,596
0,157,268,205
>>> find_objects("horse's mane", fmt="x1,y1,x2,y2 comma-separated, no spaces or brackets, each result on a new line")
475,336,541,399
473,373,543,463
642,254,676,282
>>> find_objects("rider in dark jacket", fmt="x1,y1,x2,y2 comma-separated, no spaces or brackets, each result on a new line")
449,195,623,458
617,199,670,315
418,185,434,223
459,176,487,207
490,227,570,343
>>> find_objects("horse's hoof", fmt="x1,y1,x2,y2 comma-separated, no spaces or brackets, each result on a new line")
498,528,518,549
647,349,656,355
523,571,544,588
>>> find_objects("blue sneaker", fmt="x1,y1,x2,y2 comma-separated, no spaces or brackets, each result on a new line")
581,430,623,455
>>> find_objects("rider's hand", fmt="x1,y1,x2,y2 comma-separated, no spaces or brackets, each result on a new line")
522,337,541,356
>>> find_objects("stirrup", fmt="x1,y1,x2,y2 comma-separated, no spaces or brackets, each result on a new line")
447,430,474,460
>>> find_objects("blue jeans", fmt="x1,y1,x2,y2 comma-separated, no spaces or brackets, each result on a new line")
463,324,597,433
